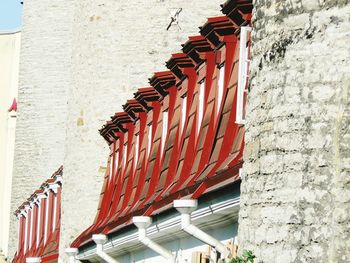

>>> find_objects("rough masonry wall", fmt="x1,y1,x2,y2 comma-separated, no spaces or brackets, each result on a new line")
8,0,74,259
238,1,350,262
59,0,223,261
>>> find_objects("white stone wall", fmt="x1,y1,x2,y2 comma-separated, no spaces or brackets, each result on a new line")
6,0,227,260
8,0,74,259
238,1,350,262
60,1,224,261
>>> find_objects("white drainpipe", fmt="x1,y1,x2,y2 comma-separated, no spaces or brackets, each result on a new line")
133,216,175,262
173,199,231,259
236,26,252,125
92,234,120,263
65,247,79,263
26,257,41,263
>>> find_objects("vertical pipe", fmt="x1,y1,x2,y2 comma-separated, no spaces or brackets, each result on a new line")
65,247,79,263
236,26,251,125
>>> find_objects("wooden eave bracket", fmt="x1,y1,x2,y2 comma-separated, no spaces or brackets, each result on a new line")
149,71,176,97
100,121,119,144
200,16,237,48
134,87,161,111
123,99,146,121
182,36,213,65
165,53,195,82
221,0,253,26
111,112,132,133
14,166,63,214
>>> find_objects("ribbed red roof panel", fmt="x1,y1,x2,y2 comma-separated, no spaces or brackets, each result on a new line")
12,167,63,263
72,0,252,248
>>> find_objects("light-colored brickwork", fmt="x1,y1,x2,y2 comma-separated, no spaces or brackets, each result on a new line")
59,1,224,261
5,0,226,261
238,1,350,262
8,0,74,259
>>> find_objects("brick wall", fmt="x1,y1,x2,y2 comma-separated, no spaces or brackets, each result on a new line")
238,1,350,262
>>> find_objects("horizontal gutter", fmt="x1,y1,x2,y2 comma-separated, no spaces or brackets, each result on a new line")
76,196,240,260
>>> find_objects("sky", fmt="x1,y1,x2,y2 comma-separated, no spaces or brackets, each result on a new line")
0,0,22,30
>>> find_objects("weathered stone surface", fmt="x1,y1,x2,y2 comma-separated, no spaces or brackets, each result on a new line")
59,0,223,262
8,0,74,259
238,1,350,262
10,0,225,262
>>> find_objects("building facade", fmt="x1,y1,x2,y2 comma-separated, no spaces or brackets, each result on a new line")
12,1,251,260
0,30,20,261
8,0,73,258
7,0,350,262
60,1,226,261
68,1,251,260
8,0,235,262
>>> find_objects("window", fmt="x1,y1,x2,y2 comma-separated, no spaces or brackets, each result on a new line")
123,143,128,169
181,96,187,133
52,193,57,232
36,201,41,247
111,150,119,180
29,205,34,249
17,215,22,251
134,134,139,170
236,26,252,124
147,124,152,157
24,209,29,253
161,111,168,155
217,65,225,115
44,194,49,243
197,81,205,135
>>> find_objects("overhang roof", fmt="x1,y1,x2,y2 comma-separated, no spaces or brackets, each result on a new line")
12,166,63,263
72,0,252,249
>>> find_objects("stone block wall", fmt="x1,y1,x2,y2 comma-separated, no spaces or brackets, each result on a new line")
8,0,74,259
238,1,350,262
12,0,228,260
24,0,224,261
